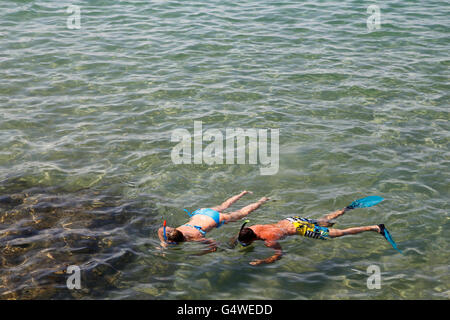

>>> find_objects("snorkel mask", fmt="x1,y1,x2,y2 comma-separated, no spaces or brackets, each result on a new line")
238,220,251,247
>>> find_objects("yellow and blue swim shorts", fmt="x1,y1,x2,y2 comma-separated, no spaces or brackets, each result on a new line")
286,217,329,240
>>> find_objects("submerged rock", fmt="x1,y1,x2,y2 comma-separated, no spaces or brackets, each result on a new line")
0,187,146,299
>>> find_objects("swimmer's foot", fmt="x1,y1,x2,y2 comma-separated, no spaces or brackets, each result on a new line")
377,224,402,253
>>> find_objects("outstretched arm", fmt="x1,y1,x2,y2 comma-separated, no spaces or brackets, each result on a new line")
228,234,238,249
157,227,169,249
193,238,218,255
222,197,270,223
250,241,282,265
210,190,252,212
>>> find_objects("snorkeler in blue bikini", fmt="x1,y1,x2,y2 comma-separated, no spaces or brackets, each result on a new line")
158,191,270,252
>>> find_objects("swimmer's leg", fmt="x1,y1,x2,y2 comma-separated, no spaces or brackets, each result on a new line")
328,225,380,238
322,208,348,221
316,208,348,227
221,197,269,223
210,190,251,212
319,196,383,225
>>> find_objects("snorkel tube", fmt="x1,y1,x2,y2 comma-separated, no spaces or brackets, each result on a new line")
238,220,250,247
163,220,168,241
162,220,177,245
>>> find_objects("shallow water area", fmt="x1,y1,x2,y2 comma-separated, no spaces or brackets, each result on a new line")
0,0,449,299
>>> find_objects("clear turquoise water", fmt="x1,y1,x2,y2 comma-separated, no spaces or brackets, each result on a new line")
0,0,448,299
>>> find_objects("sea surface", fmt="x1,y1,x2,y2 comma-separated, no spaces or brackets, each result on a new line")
0,0,449,299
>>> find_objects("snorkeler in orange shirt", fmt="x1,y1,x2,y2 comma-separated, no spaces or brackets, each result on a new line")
233,196,401,265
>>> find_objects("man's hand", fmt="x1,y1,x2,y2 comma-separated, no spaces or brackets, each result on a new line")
259,196,270,203
249,256,278,266
228,235,238,249
249,241,282,266
249,259,264,266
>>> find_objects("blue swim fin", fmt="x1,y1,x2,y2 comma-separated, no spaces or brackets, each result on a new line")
346,196,384,210
378,224,402,254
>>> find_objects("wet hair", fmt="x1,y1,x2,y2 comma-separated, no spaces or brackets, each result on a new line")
238,227,257,244
167,229,185,243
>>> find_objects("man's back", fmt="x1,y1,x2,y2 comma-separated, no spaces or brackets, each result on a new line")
250,220,297,242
